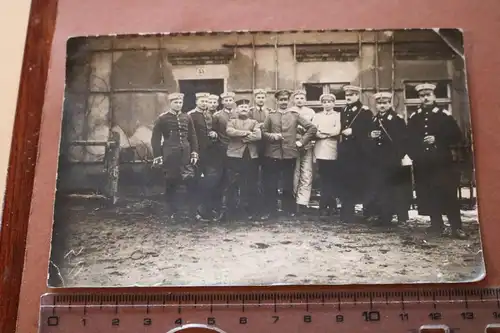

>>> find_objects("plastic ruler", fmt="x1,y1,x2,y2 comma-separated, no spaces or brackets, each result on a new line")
39,288,500,333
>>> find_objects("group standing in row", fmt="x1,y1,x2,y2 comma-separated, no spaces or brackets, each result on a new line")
151,83,467,239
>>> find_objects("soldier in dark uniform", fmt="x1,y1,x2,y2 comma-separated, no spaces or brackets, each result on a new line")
212,92,239,216
151,92,199,216
218,98,262,221
187,92,219,220
337,85,373,224
365,92,407,226
249,88,272,217
407,83,466,239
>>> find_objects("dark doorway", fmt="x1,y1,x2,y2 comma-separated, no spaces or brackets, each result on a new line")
178,79,225,112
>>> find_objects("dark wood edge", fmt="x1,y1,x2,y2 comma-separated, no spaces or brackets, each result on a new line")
0,1,58,332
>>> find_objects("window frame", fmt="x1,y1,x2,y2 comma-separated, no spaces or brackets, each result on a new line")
302,82,350,111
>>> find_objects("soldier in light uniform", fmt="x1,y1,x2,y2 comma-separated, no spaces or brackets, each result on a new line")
290,89,317,214
151,92,199,216
312,93,342,218
249,88,272,216
365,92,407,226
261,89,317,219
407,83,466,239
337,85,373,224
208,94,220,114
218,98,262,221
187,92,219,220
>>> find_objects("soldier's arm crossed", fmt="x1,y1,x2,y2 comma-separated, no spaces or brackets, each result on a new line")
262,115,283,142
243,121,262,143
226,119,252,137
296,115,317,147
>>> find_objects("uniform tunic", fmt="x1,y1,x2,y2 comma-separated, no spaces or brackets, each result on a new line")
262,109,317,159
407,104,463,220
151,110,199,181
365,109,407,222
187,108,213,158
212,108,238,147
249,105,272,159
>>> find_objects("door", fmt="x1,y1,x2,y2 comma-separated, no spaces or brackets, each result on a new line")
178,79,225,112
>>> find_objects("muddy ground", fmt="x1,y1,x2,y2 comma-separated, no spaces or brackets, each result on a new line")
49,197,484,287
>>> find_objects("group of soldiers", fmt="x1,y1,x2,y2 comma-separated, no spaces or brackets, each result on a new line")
150,83,467,239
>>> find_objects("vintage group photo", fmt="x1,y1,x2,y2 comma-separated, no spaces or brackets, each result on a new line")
48,29,485,287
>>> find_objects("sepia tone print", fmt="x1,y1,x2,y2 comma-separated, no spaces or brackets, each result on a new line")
48,29,484,287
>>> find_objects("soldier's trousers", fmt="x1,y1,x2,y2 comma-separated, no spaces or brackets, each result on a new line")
164,178,182,211
263,157,296,215
317,159,340,210
337,157,369,223
414,162,462,230
293,148,314,206
222,150,258,213
365,163,400,224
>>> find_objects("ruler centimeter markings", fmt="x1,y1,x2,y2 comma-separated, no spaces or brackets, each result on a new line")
39,288,500,333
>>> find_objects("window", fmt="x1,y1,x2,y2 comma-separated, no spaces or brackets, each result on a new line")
303,82,349,112
403,80,452,119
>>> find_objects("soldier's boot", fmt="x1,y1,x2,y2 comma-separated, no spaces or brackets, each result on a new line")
164,189,178,219
296,204,308,217
339,202,355,224
426,214,444,235
397,210,409,223
215,195,229,222
448,211,467,239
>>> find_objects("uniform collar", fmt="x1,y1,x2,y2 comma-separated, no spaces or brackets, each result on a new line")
422,103,439,112
346,100,362,111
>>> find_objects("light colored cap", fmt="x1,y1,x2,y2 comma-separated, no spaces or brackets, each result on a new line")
253,88,267,96
373,92,393,100
168,92,184,101
415,83,436,92
319,93,336,102
293,89,307,97
342,85,362,93
195,92,210,99
208,94,219,100
220,91,236,99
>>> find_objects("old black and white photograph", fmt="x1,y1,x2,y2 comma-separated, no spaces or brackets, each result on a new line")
48,29,484,287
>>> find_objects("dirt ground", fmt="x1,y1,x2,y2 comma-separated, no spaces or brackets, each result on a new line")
49,197,484,288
